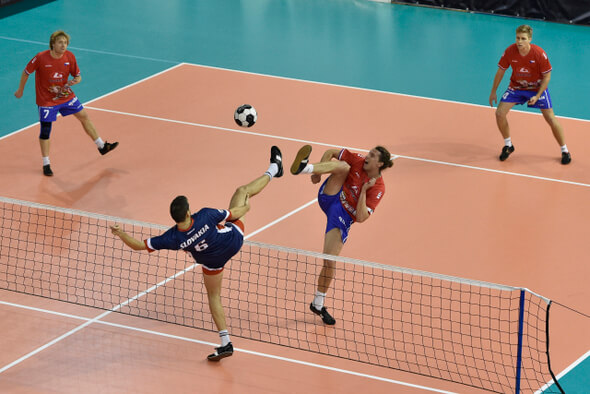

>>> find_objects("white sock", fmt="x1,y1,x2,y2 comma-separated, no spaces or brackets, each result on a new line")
94,137,105,149
42,157,50,166
561,145,568,153
504,137,512,147
265,163,278,179
313,291,326,310
219,330,231,346
300,164,314,175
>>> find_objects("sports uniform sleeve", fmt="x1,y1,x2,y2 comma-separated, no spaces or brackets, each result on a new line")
24,54,40,75
145,227,178,252
198,208,230,224
498,47,511,70
538,49,552,74
68,52,81,77
339,149,364,166
365,184,385,214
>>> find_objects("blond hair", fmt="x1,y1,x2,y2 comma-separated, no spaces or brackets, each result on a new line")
516,25,533,38
49,30,70,50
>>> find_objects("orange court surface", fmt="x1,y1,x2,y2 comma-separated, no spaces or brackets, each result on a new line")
1,64,589,393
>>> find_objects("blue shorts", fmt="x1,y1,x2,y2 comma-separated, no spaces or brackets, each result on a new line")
500,88,552,109
38,96,84,122
318,179,354,244
199,220,245,274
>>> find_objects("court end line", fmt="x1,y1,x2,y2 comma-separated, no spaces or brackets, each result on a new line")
0,300,456,394
85,106,590,188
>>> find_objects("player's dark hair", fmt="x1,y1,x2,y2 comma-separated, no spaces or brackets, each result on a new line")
49,30,70,50
170,195,189,223
375,146,393,172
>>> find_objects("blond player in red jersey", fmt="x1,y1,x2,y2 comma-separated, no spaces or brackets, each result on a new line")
489,25,570,165
290,145,393,325
14,30,118,176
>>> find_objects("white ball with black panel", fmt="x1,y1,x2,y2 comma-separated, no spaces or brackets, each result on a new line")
234,104,257,127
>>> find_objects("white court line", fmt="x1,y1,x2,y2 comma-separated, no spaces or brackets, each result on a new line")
179,62,590,124
0,36,178,64
534,349,590,394
0,300,456,394
0,63,183,142
0,199,316,372
85,105,590,189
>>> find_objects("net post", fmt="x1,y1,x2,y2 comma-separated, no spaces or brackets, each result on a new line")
515,289,525,394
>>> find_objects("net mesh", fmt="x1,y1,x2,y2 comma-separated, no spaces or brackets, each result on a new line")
0,197,563,393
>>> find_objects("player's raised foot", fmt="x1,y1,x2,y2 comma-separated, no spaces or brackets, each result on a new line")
499,145,515,161
561,152,571,165
99,141,119,155
207,342,234,361
270,146,283,177
310,303,336,325
290,145,312,175
42,164,53,177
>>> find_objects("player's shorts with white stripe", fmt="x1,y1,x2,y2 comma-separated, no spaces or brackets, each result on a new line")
38,96,84,122
500,88,552,109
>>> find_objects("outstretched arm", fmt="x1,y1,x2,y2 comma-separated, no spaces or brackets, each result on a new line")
110,224,147,251
14,71,29,99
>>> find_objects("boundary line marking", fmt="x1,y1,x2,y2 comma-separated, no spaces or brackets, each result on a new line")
0,199,317,372
85,105,590,189
0,299,456,394
1,63,183,142
534,350,590,393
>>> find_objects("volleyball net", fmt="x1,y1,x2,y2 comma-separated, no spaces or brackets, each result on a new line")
0,196,564,393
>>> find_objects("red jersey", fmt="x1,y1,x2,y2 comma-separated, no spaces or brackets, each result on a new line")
498,43,552,91
338,149,385,221
24,50,80,106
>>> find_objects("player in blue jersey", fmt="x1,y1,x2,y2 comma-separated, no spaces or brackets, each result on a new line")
110,146,283,361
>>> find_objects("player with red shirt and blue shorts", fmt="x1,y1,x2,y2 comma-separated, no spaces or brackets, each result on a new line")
14,30,118,176
290,145,393,325
489,25,571,165
110,146,284,361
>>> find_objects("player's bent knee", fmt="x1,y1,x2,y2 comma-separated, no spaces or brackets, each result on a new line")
39,121,52,140
334,161,351,174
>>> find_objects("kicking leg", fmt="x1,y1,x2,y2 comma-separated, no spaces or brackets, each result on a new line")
290,145,350,195
228,146,283,223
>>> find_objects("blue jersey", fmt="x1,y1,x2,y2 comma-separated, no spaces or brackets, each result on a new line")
145,208,244,269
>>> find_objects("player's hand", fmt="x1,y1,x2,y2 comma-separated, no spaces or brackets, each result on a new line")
58,84,73,97
528,95,539,106
311,174,321,184
14,89,23,99
489,92,497,107
110,224,123,236
363,178,377,190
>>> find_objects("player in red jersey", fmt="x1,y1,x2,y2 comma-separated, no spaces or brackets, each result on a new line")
14,30,118,176
290,145,393,324
489,25,570,165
